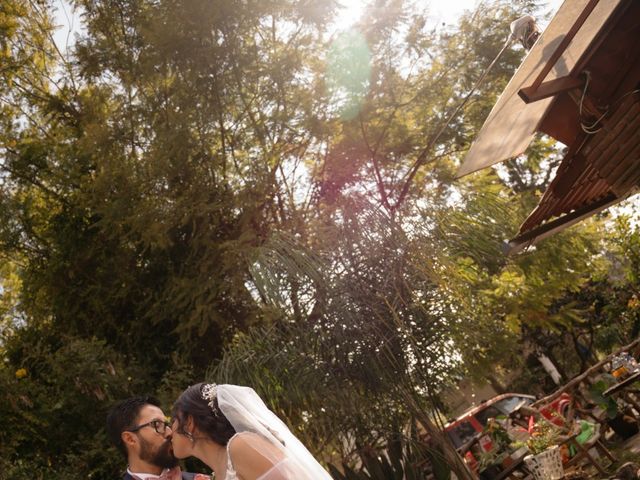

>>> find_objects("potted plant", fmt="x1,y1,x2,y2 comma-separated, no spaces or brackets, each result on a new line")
523,420,564,480
477,418,512,479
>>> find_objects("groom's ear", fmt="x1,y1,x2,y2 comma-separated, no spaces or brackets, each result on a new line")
121,431,137,450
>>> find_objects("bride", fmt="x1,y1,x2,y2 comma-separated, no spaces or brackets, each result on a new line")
170,383,332,480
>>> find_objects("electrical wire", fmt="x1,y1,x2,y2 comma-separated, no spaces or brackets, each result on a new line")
578,71,607,134
578,71,640,135
411,35,514,170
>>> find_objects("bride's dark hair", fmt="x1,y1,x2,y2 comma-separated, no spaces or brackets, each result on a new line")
172,382,236,445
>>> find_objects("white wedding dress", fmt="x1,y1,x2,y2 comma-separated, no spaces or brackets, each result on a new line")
225,432,301,479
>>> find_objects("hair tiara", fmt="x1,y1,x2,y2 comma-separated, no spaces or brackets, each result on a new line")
201,383,220,414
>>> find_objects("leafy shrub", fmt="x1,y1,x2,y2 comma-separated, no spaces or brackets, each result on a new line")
0,331,147,479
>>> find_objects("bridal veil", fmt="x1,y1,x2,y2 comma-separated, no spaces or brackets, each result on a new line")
216,384,332,480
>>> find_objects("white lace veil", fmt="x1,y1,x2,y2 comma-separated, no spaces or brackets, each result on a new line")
215,384,332,479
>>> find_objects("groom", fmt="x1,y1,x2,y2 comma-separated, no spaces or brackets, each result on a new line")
107,396,207,480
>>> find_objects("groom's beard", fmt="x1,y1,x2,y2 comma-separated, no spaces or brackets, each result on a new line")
139,437,179,469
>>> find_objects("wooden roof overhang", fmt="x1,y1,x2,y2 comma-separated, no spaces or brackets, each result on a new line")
456,0,640,254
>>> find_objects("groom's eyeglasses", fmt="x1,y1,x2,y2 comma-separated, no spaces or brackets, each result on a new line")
128,419,171,435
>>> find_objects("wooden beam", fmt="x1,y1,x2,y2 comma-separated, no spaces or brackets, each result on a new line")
527,0,601,93
519,75,585,103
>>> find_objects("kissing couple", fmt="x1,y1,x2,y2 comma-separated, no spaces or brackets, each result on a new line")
107,383,332,480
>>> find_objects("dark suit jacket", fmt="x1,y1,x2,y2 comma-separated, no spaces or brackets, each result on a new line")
123,471,197,480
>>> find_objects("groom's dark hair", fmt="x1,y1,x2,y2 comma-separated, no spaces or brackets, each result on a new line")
107,395,161,457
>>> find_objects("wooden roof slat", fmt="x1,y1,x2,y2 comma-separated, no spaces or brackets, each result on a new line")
588,104,634,160
599,104,640,180
610,141,640,195
553,165,600,216
590,179,612,201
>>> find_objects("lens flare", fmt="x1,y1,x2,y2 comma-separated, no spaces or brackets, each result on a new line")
326,30,371,120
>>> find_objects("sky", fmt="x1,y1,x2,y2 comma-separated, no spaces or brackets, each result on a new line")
51,0,79,54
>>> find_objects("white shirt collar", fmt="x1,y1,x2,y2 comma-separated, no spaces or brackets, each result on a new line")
127,467,168,479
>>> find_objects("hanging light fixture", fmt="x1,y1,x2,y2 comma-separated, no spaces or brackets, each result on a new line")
510,15,540,50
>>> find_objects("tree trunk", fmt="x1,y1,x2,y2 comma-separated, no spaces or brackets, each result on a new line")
486,374,507,394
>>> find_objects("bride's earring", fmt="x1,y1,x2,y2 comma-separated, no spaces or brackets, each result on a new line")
184,430,195,444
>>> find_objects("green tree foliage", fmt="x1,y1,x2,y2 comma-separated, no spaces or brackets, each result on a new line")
0,333,143,478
